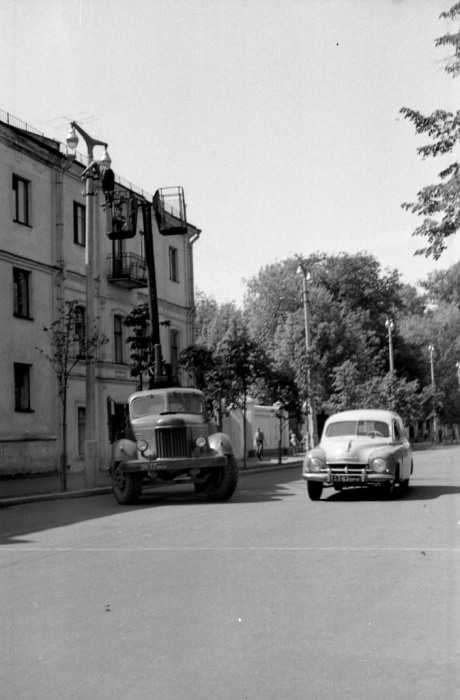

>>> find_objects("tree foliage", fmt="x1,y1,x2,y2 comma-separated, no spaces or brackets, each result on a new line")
401,3,460,258
328,361,421,425
37,300,107,490
123,303,151,388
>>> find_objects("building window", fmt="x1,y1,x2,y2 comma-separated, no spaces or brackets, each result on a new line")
13,174,30,225
14,363,32,412
114,314,124,364
139,230,145,259
13,267,31,318
75,305,86,357
77,407,86,457
169,246,178,282
73,202,86,246
170,329,180,380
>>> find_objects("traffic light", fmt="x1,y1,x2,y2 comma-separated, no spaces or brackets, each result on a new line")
100,166,115,194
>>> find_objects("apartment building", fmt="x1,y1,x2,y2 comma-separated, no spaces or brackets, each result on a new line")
0,111,199,476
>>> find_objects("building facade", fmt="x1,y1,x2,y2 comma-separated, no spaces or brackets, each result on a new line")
0,111,199,476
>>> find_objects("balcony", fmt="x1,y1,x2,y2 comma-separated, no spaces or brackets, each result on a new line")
107,253,147,288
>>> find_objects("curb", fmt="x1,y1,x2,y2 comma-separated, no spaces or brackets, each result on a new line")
0,486,113,508
0,460,303,508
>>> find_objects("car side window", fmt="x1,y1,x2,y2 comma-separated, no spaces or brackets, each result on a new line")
393,420,402,440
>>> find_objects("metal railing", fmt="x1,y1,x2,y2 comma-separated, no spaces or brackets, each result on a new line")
107,252,147,286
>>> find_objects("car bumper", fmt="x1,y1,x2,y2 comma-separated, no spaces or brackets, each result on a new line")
121,454,229,473
302,468,394,486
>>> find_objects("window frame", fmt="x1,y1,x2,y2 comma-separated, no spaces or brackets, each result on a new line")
74,305,86,358
73,201,86,246
13,267,32,319
14,363,32,412
113,314,124,364
170,328,180,380
169,246,178,282
12,174,31,226
77,406,86,458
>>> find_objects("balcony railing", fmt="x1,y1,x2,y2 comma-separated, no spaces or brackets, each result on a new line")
107,252,147,288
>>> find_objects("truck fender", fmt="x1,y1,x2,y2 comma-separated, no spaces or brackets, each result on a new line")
208,432,233,455
112,438,137,463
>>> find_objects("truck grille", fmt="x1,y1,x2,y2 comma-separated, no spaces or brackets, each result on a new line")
155,427,189,458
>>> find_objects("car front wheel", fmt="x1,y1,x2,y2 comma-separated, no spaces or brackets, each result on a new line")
307,481,323,501
399,478,410,496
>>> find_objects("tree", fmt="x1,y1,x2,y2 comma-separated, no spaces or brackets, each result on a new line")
178,344,230,429
398,299,460,424
401,3,460,258
219,329,272,468
194,291,245,349
420,261,460,307
37,300,107,491
328,361,421,426
124,303,174,388
123,303,151,389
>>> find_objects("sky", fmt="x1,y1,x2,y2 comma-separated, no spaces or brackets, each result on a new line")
2,0,460,306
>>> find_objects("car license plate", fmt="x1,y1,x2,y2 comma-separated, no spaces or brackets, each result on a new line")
331,474,360,483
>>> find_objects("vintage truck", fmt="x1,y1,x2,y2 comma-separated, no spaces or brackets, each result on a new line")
107,386,239,504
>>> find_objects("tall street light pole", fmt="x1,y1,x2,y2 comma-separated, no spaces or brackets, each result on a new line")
385,318,395,374
428,343,437,442
66,122,111,486
296,263,318,449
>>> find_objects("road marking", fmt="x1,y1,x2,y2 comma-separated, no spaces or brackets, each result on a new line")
1,546,460,553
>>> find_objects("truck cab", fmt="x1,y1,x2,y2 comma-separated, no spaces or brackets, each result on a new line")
107,387,238,504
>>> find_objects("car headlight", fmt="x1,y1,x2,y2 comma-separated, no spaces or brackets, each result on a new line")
137,439,149,454
371,457,388,473
307,457,324,473
195,436,207,448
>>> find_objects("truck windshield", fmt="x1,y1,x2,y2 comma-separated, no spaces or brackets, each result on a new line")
131,392,204,419
326,420,390,438
131,395,165,418
167,393,204,414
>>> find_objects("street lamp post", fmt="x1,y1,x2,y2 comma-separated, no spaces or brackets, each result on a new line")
66,122,111,486
428,343,437,442
296,263,318,449
385,318,395,374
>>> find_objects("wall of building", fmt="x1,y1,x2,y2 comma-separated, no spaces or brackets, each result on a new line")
221,399,291,461
0,114,197,476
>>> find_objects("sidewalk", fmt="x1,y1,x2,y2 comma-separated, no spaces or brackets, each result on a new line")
0,454,304,507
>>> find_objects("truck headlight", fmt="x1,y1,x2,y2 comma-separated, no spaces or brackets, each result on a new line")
195,437,207,448
307,457,324,473
371,457,388,473
137,439,149,454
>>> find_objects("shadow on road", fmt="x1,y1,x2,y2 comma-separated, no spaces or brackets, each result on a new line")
0,471,299,545
321,483,460,502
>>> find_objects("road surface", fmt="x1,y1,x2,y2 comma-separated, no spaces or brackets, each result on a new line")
1,447,459,699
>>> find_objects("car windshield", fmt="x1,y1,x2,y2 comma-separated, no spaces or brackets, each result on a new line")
131,392,204,419
325,420,390,438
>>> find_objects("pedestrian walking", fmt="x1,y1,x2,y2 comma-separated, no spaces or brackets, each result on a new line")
254,427,265,460
290,429,298,455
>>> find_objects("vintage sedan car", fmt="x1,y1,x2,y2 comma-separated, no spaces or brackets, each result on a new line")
302,409,413,500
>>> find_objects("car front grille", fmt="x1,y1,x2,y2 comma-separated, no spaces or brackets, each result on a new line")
155,427,189,458
327,463,367,475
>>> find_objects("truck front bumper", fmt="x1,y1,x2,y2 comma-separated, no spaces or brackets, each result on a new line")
122,454,229,474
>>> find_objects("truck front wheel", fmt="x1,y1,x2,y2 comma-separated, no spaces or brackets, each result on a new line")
204,455,239,501
112,462,142,505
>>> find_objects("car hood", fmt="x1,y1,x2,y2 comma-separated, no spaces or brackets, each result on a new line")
312,438,391,464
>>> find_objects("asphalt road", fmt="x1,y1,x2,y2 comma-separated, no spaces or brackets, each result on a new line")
1,447,459,700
